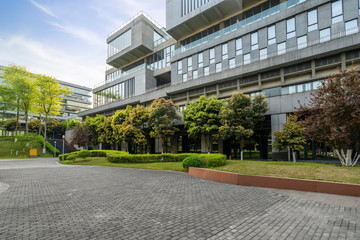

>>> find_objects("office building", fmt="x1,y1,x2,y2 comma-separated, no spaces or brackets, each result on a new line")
79,0,360,159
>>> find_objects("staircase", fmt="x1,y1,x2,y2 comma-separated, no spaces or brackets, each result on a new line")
48,139,76,154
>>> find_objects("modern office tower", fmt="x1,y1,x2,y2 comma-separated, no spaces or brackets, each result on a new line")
57,80,92,121
79,0,360,159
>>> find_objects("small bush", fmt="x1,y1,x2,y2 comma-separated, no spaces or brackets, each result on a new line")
201,154,227,168
76,150,91,159
90,150,127,157
107,154,163,163
67,154,76,161
58,153,70,161
182,156,205,170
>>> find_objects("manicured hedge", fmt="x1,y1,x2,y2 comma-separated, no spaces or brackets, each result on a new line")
182,156,205,169
59,150,126,161
107,152,226,167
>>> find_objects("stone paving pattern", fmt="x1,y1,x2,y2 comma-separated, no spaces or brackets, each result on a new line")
0,158,359,240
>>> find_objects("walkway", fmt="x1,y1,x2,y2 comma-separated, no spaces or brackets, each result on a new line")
0,158,359,239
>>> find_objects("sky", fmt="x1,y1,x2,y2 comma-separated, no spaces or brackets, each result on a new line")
0,0,166,89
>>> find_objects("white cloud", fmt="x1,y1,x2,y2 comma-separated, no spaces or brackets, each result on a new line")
49,22,103,46
29,0,58,19
0,35,104,89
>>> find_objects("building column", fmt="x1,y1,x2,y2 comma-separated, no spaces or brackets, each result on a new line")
237,79,240,91
218,139,224,154
171,136,178,154
341,52,346,70
201,135,211,153
216,84,220,98
258,73,261,89
311,60,316,78
271,113,288,160
99,143,102,150
280,68,285,85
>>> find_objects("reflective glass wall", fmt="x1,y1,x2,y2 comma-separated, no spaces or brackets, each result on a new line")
107,29,132,58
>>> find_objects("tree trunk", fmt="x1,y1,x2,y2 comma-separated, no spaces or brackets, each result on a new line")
335,149,360,167
25,111,28,134
15,100,19,135
126,142,129,153
161,137,165,154
292,151,296,163
207,136,211,154
38,115,42,136
43,115,48,154
240,139,245,161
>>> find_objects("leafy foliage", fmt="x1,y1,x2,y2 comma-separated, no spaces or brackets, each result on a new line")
298,66,360,166
97,116,116,148
3,119,19,132
70,123,91,148
219,91,268,160
85,115,105,146
273,114,306,162
183,96,224,153
182,156,205,170
149,98,181,154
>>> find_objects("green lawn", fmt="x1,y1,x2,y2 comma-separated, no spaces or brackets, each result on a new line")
60,157,360,184
60,157,186,172
213,160,360,184
0,136,53,159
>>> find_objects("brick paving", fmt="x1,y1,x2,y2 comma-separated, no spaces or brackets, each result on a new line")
0,158,359,240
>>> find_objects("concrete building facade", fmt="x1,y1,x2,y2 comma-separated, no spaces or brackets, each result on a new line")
79,0,360,159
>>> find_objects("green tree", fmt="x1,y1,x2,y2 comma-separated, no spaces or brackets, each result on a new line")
2,64,36,133
273,115,306,162
298,66,360,166
183,96,224,153
34,74,69,153
0,84,15,121
97,116,116,149
112,106,133,152
219,91,268,160
70,123,91,149
149,98,181,154
85,115,105,146
28,119,41,133
3,119,19,132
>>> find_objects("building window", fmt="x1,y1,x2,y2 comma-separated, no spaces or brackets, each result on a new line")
107,29,132,58
209,48,215,64
297,35,307,49
188,57,192,71
287,18,296,39
182,73,187,82
307,9,318,32
236,38,242,55
320,28,331,43
268,25,276,45
332,0,343,24
229,58,235,69
260,48,267,60
277,42,286,55
251,32,258,50
204,66,209,76
359,0,360,15
177,61,182,74
244,53,250,65
345,19,358,35
216,63,222,73
222,43,228,60
198,53,203,68
193,70,198,79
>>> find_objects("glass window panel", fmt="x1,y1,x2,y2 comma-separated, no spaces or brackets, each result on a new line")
251,32,258,50
297,35,307,49
229,58,235,69
236,38,243,55
308,9,318,32
287,18,296,39
222,43,228,60
268,25,276,45
244,53,251,65
198,52,203,68
345,19,358,35
260,48,267,60
188,57,192,71
277,42,286,55
320,28,331,43
216,63,222,73
332,0,343,24
178,61,182,74
209,48,215,64
193,70,198,79
204,66,209,76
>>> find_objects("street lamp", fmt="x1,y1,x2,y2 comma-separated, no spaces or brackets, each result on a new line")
62,135,65,162
54,141,57,158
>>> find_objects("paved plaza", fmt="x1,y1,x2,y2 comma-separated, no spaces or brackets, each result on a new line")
0,158,359,240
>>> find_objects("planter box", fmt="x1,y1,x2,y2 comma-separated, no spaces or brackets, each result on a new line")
188,167,360,197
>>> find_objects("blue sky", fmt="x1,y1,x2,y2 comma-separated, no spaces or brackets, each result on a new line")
0,0,166,88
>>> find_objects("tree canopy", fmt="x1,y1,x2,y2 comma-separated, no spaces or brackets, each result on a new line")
183,96,224,153
219,91,268,160
298,66,360,166
273,114,306,162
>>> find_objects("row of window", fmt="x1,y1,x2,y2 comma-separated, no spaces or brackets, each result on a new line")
107,29,132,58
181,0,211,17
94,78,135,108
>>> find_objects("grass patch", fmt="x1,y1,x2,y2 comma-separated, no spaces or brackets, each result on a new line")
60,157,185,172
213,160,360,184
0,136,54,159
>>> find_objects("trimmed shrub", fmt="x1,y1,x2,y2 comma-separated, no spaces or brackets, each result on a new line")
58,153,70,161
201,154,227,168
182,156,205,169
67,154,76,161
107,154,163,163
90,150,127,158
76,150,91,159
